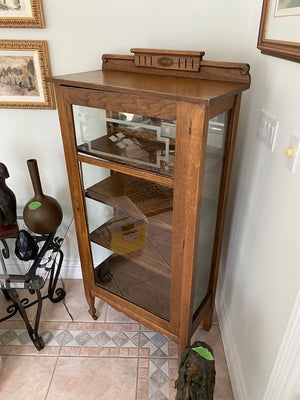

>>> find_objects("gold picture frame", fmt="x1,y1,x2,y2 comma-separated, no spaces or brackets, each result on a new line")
0,0,44,28
257,0,300,63
0,40,55,109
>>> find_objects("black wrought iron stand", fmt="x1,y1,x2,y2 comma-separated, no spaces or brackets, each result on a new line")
0,231,66,351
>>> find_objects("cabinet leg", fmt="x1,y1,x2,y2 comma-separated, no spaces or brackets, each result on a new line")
178,328,192,355
87,292,98,320
179,337,190,355
202,306,213,331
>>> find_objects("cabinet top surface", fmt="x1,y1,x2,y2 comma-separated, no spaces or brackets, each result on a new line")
51,69,250,104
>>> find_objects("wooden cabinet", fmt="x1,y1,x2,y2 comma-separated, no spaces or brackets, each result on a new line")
51,48,250,352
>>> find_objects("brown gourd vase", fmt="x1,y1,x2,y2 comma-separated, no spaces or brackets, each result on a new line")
23,159,63,234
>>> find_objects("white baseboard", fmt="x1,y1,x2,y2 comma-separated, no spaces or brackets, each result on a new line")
60,259,82,279
262,290,300,400
216,294,248,400
216,290,300,400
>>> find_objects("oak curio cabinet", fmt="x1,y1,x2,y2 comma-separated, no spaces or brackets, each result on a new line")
52,48,250,352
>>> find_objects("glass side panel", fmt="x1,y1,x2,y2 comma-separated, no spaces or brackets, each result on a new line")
193,112,228,315
81,162,173,321
73,106,176,177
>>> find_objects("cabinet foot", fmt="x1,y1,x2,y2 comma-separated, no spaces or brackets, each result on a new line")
88,306,98,320
90,311,98,320
87,293,98,320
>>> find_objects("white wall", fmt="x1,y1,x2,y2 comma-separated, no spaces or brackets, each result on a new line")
216,2,300,398
1,1,299,398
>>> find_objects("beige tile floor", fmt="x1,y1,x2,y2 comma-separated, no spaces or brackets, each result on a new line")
0,279,233,399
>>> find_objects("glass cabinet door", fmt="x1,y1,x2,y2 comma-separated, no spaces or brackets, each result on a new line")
193,111,228,315
73,106,176,178
72,106,175,321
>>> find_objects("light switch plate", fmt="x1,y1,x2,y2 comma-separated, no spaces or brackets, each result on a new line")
257,110,279,151
285,134,300,173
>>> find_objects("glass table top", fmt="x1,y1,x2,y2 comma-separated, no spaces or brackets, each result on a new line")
0,210,73,291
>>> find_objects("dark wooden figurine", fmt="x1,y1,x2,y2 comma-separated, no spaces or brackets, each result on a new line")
175,341,215,400
0,162,17,226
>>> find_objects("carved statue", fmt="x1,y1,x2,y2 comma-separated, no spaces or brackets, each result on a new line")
0,162,17,226
175,341,215,400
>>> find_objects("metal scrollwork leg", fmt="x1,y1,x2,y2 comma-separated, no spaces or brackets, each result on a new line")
0,232,68,351
2,288,10,301
47,249,66,303
1,239,10,259
4,289,44,351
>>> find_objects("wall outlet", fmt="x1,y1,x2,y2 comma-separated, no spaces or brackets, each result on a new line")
285,134,300,173
257,110,279,152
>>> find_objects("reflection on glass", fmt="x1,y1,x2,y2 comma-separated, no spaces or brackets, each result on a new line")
193,112,227,315
73,106,176,177
81,163,173,321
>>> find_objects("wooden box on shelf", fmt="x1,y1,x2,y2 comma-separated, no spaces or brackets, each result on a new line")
51,48,250,352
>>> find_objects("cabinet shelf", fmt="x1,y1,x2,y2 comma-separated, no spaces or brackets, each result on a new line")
90,216,172,278
85,173,173,230
94,254,170,320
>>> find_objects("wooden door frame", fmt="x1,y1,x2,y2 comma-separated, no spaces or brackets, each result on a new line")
172,102,209,352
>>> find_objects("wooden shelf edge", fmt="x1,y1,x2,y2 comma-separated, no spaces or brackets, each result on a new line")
77,153,174,188
90,283,178,340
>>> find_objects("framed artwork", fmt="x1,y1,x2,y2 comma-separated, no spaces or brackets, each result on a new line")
0,0,44,28
257,0,300,62
0,40,55,109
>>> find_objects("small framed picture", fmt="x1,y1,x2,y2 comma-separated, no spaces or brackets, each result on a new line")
0,0,44,28
257,0,300,62
0,40,55,109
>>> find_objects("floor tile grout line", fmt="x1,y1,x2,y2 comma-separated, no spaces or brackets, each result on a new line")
44,355,60,399
44,329,67,400
57,355,141,359
62,299,75,322
58,276,75,322
135,323,141,400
